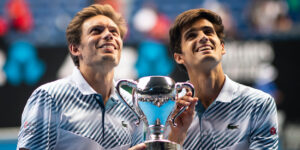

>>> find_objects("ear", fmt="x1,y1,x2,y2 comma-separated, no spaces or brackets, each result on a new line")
221,42,226,55
69,44,81,56
174,52,184,64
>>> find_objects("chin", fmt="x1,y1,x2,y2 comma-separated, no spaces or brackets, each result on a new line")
200,55,217,61
199,56,219,66
106,55,120,62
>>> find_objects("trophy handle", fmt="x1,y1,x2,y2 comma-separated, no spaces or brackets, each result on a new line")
171,82,195,126
115,79,141,125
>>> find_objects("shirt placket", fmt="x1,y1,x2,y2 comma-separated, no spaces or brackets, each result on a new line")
197,102,216,150
94,94,105,143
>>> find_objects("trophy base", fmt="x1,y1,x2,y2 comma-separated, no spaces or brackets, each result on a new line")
145,140,182,150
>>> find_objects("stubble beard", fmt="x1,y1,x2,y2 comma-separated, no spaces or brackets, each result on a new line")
196,55,221,72
99,55,119,68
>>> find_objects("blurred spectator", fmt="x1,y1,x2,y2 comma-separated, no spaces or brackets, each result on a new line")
248,0,293,35
132,4,171,41
133,6,158,35
6,0,34,33
275,13,293,32
95,0,125,17
287,0,300,21
0,16,8,36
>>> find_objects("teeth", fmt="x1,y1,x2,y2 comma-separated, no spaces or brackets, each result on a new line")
197,46,212,52
102,45,115,49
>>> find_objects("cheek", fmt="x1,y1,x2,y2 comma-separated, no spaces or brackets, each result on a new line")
116,39,122,58
181,42,190,51
192,42,197,51
117,38,123,49
89,37,98,45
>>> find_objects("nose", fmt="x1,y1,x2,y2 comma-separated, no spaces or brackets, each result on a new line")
199,33,208,43
104,30,113,41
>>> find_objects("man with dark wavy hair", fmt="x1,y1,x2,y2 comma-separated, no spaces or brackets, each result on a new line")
166,8,279,149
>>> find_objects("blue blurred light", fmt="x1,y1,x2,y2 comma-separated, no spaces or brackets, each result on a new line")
4,41,45,86
135,40,175,78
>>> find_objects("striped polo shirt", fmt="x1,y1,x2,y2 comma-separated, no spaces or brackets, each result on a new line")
17,67,144,150
165,75,278,150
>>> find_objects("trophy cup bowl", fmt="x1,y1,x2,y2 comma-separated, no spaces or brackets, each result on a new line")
116,76,194,150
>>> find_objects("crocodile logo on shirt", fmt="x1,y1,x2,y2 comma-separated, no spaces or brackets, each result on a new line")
227,123,239,130
121,121,128,128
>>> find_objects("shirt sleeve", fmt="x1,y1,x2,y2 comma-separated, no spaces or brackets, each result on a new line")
249,96,279,149
17,89,58,150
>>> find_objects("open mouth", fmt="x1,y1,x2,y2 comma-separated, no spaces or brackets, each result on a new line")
99,43,117,50
195,45,213,52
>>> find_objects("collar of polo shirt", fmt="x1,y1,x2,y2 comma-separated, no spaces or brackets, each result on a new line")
215,75,238,103
70,67,124,106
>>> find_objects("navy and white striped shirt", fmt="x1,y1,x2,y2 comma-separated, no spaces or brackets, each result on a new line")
165,76,279,150
18,67,143,150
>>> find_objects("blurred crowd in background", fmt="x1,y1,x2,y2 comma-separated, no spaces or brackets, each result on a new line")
0,0,300,149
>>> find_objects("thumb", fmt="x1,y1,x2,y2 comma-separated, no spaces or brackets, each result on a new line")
187,97,198,112
129,143,146,150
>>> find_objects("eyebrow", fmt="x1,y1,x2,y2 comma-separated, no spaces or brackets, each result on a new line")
88,24,119,33
183,26,214,38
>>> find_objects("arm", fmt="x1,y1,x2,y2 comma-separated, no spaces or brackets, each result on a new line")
168,91,198,145
249,96,279,149
17,89,57,150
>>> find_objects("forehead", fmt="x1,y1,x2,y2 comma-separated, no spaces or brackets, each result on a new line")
82,15,119,30
181,18,214,34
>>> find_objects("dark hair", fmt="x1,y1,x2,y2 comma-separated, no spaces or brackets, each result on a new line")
169,8,225,71
66,4,127,66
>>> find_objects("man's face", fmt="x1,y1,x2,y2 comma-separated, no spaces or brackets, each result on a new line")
75,15,123,69
175,18,225,71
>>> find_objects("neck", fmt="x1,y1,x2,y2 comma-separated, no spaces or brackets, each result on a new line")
79,66,114,105
188,64,225,109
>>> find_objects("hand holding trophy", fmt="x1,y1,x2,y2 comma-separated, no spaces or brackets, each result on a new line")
116,76,194,150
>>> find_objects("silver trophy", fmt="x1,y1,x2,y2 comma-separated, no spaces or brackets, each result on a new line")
116,76,194,150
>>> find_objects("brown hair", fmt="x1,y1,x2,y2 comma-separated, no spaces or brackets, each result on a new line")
66,4,127,66
169,8,225,71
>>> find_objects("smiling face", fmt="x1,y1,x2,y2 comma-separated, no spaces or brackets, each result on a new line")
174,18,225,72
70,15,123,70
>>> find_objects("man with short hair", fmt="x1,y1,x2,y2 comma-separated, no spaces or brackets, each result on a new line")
166,8,279,149
17,4,145,150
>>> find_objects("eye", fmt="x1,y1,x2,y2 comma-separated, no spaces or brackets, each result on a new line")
90,27,104,34
186,32,197,40
110,28,120,36
203,28,214,35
